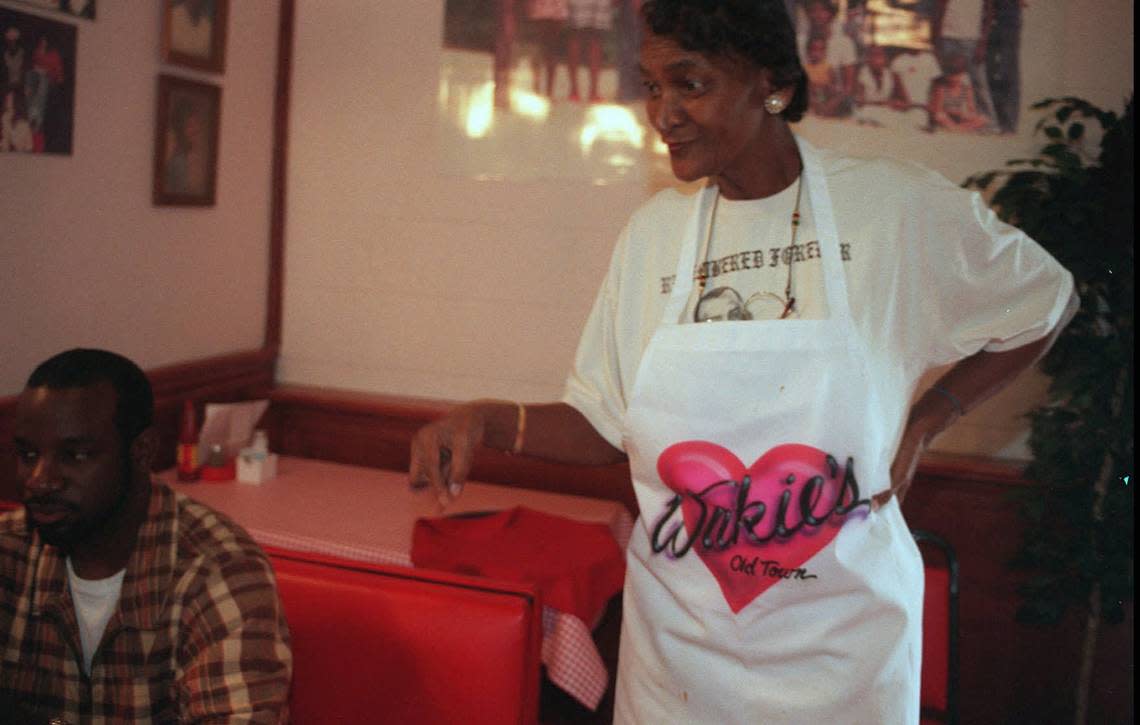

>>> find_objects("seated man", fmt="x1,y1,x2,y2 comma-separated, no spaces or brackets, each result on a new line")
1,349,291,724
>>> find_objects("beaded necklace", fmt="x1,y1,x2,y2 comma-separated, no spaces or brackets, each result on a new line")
693,174,803,322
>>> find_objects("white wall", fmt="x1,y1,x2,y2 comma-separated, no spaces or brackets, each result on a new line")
281,0,1132,459
0,0,280,393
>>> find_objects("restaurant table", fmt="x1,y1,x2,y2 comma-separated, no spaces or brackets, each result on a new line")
161,456,632,710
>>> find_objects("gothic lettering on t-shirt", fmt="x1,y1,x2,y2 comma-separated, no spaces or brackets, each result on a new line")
659,240,853,295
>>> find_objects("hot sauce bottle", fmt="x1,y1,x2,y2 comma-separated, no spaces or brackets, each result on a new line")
176,400,200,482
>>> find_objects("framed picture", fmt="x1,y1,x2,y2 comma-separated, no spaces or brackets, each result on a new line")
9,1,96,20
1,5,77,154
153,74,221,206
161,0,227,73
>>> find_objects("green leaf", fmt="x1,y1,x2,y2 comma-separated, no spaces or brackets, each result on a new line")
973,94,1134,634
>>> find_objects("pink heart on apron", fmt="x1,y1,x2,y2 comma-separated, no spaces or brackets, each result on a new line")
656,440,858,613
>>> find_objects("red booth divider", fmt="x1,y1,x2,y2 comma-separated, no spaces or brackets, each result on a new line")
266,547,543,725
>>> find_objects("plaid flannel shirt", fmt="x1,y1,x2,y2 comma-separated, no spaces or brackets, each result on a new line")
0,483,292,723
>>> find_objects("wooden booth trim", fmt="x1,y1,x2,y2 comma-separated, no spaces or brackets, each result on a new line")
265,0,293,349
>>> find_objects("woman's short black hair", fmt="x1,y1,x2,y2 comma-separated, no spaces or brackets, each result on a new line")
642,0,808,122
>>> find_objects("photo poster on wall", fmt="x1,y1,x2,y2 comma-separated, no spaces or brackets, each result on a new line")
793,0,1023,136
1,4,77,154
437,0,1024,183
8,0,94,21
438,0,664,184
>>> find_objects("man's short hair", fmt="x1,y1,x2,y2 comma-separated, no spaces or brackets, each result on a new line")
26,348,154,446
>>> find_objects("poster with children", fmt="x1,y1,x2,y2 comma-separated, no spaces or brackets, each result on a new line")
794,0,1022,135
438,0,662,184
436,0,1021,183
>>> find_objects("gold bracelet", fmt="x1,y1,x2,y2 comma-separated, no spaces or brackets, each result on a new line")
511,402,526,455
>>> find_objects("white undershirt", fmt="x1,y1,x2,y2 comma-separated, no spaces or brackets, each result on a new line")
941,0,985,40
66,558,126,675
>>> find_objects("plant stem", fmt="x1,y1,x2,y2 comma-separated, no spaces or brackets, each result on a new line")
1074,582,1101,725
1073,364,1128,725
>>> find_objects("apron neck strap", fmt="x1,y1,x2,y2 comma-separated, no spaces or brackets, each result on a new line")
661,136,853,328
661,184,717,324
798,136,854,328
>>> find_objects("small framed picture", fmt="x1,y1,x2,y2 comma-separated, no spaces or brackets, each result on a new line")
153,74,221,206
10,1,96,21
1,5,77,154
161,0,227,73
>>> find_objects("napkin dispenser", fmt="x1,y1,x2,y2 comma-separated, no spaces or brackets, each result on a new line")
237,430,277,484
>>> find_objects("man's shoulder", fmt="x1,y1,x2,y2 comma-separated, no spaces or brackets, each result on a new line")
0,506,30,563
0,506,27,531
156,486,273,586
0,507,30,554
0,510,32,618
171,490,267,560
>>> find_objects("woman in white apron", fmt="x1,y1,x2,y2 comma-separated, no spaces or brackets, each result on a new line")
409,1,1075,721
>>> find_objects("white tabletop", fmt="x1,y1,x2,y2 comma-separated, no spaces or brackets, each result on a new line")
162,456,631,566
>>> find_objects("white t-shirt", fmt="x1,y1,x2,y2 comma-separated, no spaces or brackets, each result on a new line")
857,66,899,105
890,51,942,106
941,0,985,40
797,30,858,69
679,178,832,323
67,557,126,674
563,145,1075,449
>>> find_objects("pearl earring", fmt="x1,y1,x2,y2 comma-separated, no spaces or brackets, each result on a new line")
764,94,787,115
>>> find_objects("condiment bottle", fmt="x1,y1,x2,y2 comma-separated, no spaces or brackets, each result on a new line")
176,400,199,482
206,443,226,467
250,429,269,456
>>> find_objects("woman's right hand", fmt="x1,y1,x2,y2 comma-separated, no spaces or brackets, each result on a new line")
408,403,489,507
408,400,625,506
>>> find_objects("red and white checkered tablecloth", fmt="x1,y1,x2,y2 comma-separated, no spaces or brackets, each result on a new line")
164,457,631,711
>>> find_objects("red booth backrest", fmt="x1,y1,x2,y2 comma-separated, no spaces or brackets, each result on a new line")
915,532,959,725
921,566,951,709
266,548,542,725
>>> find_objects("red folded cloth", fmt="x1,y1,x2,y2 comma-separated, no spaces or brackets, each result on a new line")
412,506,626,624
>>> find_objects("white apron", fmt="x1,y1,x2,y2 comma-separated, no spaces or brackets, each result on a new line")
614,140,924,724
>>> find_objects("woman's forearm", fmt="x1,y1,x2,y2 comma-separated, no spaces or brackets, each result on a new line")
909,323,1064,447
477,400,627,465
885,294,1075,505
409,400,626,501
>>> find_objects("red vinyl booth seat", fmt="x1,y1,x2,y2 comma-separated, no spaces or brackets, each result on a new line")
266,547,543,725
913,530,960,725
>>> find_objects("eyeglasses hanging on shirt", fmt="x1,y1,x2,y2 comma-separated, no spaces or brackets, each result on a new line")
692,176,802,323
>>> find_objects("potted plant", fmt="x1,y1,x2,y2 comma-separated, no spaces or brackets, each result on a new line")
966,96,1133,724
